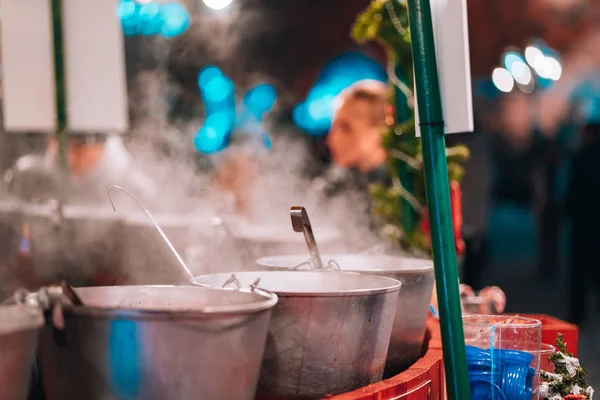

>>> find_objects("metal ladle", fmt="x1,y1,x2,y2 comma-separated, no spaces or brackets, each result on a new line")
108,185,196,284
290,206,325,270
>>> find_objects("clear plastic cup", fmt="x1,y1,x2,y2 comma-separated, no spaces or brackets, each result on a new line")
537,343,556,373
463,315,542,400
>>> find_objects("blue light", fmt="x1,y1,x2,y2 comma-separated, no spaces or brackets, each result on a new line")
307,95,335,122
198,66,223,89
138,3,162,36
206,111,233,134
243,84,277,118
194,113,230,154
193,127,226,154
196,68,276,152
117,0,139,36
202,76,234,104
159,2,190,38
293,102,328,136
292,51,386,135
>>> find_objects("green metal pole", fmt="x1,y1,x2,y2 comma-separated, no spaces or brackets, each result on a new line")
404,0,470,398
51,0,69,207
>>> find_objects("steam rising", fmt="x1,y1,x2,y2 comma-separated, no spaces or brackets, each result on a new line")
0,4,396,291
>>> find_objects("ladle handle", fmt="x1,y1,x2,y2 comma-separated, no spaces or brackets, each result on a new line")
290,206,324,270
108,185,196,284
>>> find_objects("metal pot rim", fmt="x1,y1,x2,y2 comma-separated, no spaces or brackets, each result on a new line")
257,254,434,275
193,271,401,297
62,285,278,319
0,304,44,335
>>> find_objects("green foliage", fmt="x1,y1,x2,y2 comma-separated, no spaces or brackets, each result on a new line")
540,334,592,399
351,0,469,254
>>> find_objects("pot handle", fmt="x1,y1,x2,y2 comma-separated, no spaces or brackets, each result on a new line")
220,274,276,298
287,257,341,272
7,284,82,347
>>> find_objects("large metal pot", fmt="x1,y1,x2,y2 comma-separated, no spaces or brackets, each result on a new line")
39,285,277,400
0,199,23,296
257,254,435,374
0,303,44,400
23,204,124,286
193,271,400,399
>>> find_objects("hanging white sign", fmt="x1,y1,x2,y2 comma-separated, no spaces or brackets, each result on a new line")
414,0,473,136
0,0,57,132
62,0,129,133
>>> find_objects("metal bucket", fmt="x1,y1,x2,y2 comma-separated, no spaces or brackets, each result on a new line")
38,285,278,400
193,271,400,399
0,199,23,296
257,254,435,374
0,303,44,400
23,204,124,286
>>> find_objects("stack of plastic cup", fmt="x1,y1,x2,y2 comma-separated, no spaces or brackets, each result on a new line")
463,315,542,400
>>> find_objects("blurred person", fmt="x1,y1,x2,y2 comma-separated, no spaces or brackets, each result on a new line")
446,126,492,290
498,94,562,279
311,80,394,237
6,132,157,204
210,145,261,216
566,121,600,323
326,80,393,182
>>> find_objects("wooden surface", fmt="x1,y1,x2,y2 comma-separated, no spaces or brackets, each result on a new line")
327,314,579,400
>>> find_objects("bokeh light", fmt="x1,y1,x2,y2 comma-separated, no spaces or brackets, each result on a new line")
492,68,515,93
293,51,387,135
510,61,533,86
117,0,139,36
193,112,231,154
202,75,234,104
195,66,277,153
546,57,562,81
159,2,190,38
198,66,223,89
117,0,190,38
203,0,233,10
243,84,277,118
137,3,162,36
503,52,524,72
524,46,544,68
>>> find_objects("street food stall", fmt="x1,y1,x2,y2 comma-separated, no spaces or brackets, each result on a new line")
0,0,593,399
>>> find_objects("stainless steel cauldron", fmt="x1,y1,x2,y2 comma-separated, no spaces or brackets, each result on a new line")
23,204,124,286
257,254,435,374
39,285,278,400
0,199,23,296
193,271,400,399
0,303,44,400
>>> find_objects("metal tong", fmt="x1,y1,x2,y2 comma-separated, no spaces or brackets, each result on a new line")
290,206,325,270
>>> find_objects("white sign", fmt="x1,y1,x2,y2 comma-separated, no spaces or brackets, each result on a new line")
0,0,57,132
0,0,129,134
415,0,473,136
62,0,129,133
